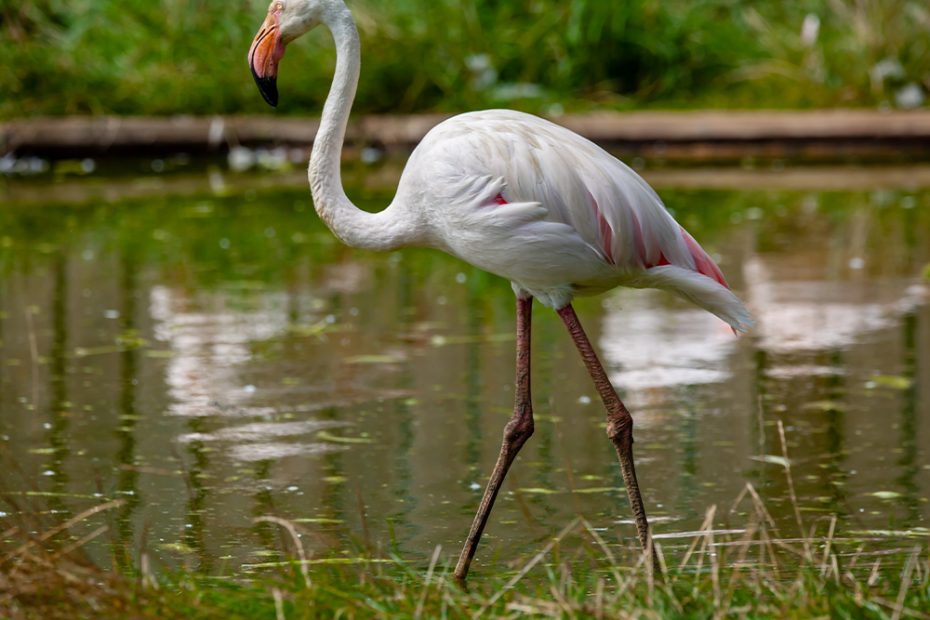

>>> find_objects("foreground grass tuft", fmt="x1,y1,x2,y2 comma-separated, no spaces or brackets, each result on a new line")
2,486,929,619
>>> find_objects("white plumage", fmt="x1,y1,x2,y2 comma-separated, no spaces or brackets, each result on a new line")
395,110,752,330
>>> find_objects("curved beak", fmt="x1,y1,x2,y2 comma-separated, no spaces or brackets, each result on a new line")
248,9,286,107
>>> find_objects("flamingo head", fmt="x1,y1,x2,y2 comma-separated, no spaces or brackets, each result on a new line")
248,0,324,107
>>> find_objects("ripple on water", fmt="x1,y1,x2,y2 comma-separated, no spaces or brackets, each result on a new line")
177,420,351,444
228,442,346,462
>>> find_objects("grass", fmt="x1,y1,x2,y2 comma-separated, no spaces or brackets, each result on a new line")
3,445,930,620
4,421,927,619
1,1,928,118
2,494,928,619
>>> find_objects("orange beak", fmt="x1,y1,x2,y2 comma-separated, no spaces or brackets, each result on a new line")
248,7,286,107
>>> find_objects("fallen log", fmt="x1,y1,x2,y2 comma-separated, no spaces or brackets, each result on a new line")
3,110,930,162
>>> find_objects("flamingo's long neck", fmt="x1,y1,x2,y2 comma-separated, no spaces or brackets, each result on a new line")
309,6,417,251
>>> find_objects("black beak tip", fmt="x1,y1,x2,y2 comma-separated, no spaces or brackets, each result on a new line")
251,65,279,108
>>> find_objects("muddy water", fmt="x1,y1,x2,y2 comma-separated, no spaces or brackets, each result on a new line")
1,165,928,575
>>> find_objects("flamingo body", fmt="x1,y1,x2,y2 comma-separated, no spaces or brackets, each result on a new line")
395,109,751,329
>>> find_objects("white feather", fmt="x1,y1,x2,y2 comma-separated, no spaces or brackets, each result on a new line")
387,110,751,330
635,266,755,333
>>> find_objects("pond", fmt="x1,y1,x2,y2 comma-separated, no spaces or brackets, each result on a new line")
1,160,929,577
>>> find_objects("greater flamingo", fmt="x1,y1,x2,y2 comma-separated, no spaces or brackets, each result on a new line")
248,0,752,581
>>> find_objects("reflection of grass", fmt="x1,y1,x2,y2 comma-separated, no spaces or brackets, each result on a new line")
2,489,928,618
3,181,928,288
1,1,927,118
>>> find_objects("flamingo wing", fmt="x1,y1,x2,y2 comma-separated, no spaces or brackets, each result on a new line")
398,110,753,331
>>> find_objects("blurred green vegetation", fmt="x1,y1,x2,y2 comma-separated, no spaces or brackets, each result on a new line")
1,0,928,118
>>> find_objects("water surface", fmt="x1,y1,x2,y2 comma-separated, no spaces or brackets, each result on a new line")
1,163,928,575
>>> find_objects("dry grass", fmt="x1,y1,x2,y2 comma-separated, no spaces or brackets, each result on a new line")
1,348,928,619
2,479,928,619
1,420,926,618
0,496,132,619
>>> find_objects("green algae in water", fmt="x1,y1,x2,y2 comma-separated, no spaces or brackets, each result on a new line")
316,431,373,445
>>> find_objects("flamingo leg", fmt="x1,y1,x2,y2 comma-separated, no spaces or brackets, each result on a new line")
557,304,658,570
454,295,534,582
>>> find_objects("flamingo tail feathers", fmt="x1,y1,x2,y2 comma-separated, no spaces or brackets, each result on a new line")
640,265,754,333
